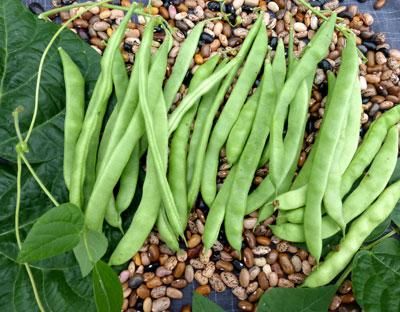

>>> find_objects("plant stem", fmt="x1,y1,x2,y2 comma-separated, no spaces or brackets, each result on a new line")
38,1,111,19
362,229,397,250
20,153,60,207
15,155,46,312
25,0,110,144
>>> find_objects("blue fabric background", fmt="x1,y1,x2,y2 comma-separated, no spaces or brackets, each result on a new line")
21,0,400,310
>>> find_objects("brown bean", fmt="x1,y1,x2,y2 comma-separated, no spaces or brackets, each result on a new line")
243,248,254,268
239,268,250,288
164,256,178,271
266,250,279,264
187,244,202,259
258,272,269,290
146,277,162,289
171,279,188,289
195,285,211,296
216,260,234,272
278,278,295,288
248,288,263,303
194,270,209,285
209,273,226,292
340,293,355,304
279,254,295,275
166,287,183,299
185,264,194,283
221,272,239,288
248,266,260,281
244,230,256,248
181,305,191,312
288,273,306,284
256,236,271,246
136,285,150,299
152,297,170,312
174,262,186,278
268,272,278,287
148,244,160,262
156,266,172,278
339,280,352,294
161,275,174,285
232,286,248,300
143,272,155,282
151,286,167,299
188,234,202,248
238,300,253,311
202,262,216,278
143,297,152,312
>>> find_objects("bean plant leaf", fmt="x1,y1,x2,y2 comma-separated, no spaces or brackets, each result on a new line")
257,286,337,312
0,0,100,309
74,229,108,277
92,260,123,312
352,243,400,312
365,217,392,243
17,203,83,262
192,292,225,312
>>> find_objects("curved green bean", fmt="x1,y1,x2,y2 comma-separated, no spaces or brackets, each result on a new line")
303,179,400,288
202,167,237,250
341,105,400,196
304,35,358,260
225,57,272,251
186,60,231,210
169,55,220,232
69,5,136,208
269,14,336,193
58,48,85,191
323,77,362,230
271,125,399,242
163,22,205,109
201,15,266,206
226,89,260,165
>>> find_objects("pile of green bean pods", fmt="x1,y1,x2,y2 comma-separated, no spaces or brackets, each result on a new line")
58,7,400,288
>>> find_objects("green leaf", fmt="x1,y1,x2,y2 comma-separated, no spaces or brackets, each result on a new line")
257,286,337,312
372,238,400,256
352,248,400,312
0,0,100,309
391,200,400,228
92,261,123,312
388,157,400,185
18,203,84,263
365,217,391,242
74,229,108,277
192,292,225,312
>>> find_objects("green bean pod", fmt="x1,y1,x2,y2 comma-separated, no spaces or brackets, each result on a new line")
115,147,140,213
304,35,358,260
303,179,400,288
69,5,136,208
58,48,85,191
323,77,362,230
137,19,186,238
285,208,304,224
85,20,171,232
202,167,237,250
271,124,399,242
108,35,171,265
163,22,205,109
290,72,337,190
157,207,180,252
186,60,231,210
103,50,130,228
268,14,336,194
225,58,273,251
226,89,260,165
201,15,267,206
341,105,400,196
168,55,220,232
